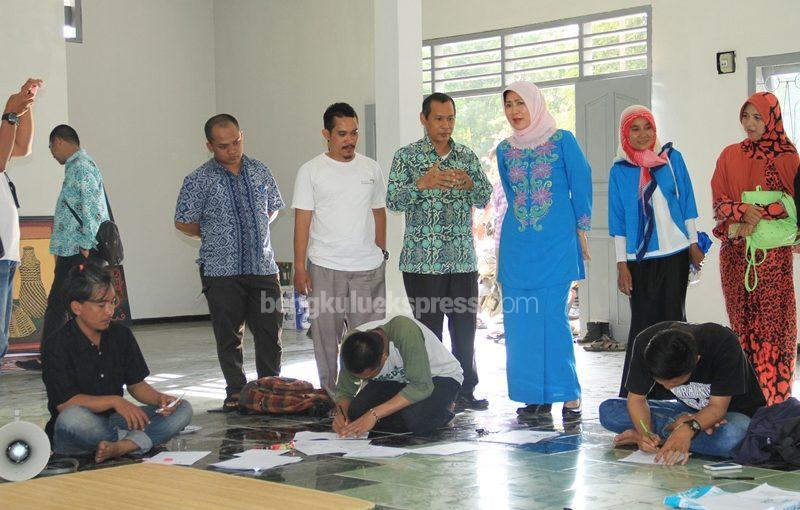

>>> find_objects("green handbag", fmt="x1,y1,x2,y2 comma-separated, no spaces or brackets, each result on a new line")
741,185,798,292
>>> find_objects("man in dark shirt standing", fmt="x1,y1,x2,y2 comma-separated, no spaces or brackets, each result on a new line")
42,263,192,463
599,321,765,464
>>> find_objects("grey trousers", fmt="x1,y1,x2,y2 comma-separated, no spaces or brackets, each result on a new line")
308,261,386,396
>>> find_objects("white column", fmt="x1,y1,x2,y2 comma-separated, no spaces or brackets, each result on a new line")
373,0,422,313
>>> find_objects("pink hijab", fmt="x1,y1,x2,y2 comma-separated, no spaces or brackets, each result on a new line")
616,105,669,197
617,105,668,168
503,81,557,149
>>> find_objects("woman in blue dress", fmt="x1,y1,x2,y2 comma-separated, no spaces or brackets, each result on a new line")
496,81,592,417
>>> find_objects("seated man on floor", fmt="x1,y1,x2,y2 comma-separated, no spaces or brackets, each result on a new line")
599,321,765,464
42,262,193,463
333,315,464,437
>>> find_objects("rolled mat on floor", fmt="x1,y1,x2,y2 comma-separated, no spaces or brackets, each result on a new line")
0,463,374,510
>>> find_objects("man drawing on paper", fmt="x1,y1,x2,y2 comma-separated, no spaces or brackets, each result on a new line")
599,322,766,464
333,315,463,437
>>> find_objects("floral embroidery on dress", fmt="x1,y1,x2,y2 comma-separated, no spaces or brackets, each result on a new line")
535,140,556,157
508,166,526,182
501,131,563,232
531,162,552,180
578,214,592,231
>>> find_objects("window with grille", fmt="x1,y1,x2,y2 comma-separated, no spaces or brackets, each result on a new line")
64,0,82,43
750,53,800,144
422,8,650,97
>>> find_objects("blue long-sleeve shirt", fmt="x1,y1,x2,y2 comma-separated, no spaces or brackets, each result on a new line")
608,145,698,259
496,130,592,288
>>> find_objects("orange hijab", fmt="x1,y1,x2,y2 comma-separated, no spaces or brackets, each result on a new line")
739,92,797,160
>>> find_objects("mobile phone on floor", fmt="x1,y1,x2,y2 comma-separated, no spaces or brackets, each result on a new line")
703,462,742,471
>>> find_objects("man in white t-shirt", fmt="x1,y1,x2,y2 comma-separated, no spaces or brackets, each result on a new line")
293,102,387,396
1,78,42,363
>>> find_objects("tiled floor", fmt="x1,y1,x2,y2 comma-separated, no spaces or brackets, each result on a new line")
1,321,798,509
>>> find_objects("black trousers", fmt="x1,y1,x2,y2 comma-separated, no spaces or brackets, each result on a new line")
402,271,479,395
201,271,283,397
41,252,98,352
619,249,690,398
348,377,461,435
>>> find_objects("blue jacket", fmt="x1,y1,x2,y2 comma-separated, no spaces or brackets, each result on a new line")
608,145,698,257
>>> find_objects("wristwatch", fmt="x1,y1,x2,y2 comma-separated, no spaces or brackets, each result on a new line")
382,249,390,261
1,113,19,126
687,419,702,437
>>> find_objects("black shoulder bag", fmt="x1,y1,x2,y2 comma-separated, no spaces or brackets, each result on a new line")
65,184,124,266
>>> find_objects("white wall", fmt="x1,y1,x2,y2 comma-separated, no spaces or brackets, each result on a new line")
37,0,800,324
422,0,800,327
650,0,800,326
422,0,647,40
0,0,70,216
213,0,376,265
66,0,217,318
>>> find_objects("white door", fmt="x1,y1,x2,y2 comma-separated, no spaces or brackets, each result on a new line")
575,75,651,342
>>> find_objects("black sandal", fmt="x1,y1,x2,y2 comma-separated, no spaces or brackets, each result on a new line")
516,403,552,415
207,395,239,413
562,401,582,419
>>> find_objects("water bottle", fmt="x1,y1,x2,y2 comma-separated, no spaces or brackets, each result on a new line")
688,232,712,287
688,266,701,285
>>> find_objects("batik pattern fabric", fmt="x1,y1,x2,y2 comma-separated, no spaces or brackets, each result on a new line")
719,165,796,405
50,150,109,257
711,93,798,405
175,155,284,277
386,136,492,274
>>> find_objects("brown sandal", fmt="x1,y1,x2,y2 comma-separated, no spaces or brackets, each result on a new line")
583,336,625,352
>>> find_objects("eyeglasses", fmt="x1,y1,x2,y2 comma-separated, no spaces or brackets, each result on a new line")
87,298,119,308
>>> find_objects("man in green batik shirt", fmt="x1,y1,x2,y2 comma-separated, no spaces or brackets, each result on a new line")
387,92,492,410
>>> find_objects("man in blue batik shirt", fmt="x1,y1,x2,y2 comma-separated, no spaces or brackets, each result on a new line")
175,114,285,412
24,125,110,372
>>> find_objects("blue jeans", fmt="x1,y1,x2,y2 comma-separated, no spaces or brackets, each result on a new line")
53,401,193,456
0,260,18,360
599,398,750,458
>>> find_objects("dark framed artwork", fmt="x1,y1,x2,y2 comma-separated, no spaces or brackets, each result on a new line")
9,216,131,355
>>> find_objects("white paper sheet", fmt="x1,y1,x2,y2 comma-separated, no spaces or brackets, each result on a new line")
684,483,800,510
211,455,302,471
234,449,289,457
178,425,202,435
292,431,339,441
293,431,367,441
408,442,480,456
620,450,686,465
342,446,410,458
144,451,211,466
292,439,373,456
479,430,560,445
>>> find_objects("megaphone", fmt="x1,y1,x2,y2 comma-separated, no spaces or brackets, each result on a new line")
0,420,50,482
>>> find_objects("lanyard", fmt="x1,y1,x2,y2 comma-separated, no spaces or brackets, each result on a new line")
4,174,19,208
